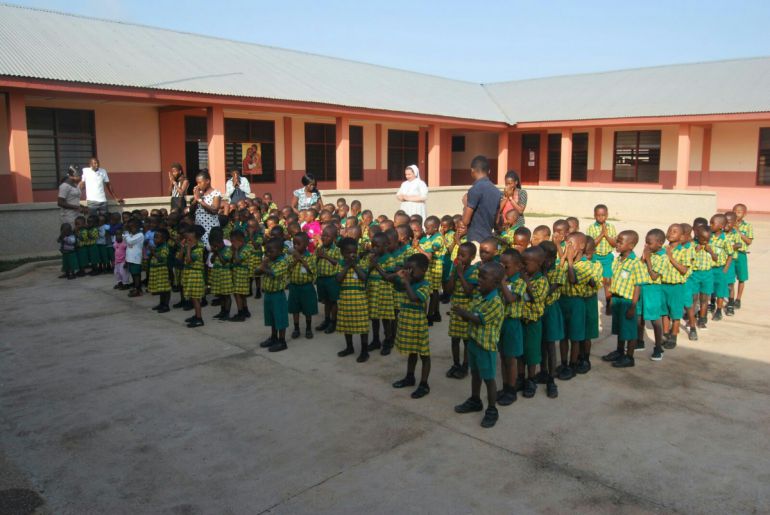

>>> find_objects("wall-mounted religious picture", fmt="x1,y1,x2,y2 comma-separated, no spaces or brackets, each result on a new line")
241,143,262,175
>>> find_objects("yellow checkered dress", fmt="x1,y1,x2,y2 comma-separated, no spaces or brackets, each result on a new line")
467,291,504,351
395,279,431,356
337,264,369,334
659,244,691,284
247,231,264,262
182,243,206,300
209,247,234,295
737,221,753,252
611,253,643,300
545,266,565,306
232,245,255,295
366,254,395,320
521,273,548,322
448,264,479,338
586,222,617,256
390,245,412,308
420,233,445,291
561,258,593,297
148,244,171,294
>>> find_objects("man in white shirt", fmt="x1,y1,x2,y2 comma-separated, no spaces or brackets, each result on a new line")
80,157,124,215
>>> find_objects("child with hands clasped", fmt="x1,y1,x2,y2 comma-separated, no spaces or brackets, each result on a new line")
453,261,506,428
256,238,290,352
181,225,206,328
208,229,234,321
446,242,479,379
366,232,396,354
496,249,525,404
659,224,691,349
335,237,370,362
229,230,255,321
286,232,318,338
147,228,172,313
586,204,617,314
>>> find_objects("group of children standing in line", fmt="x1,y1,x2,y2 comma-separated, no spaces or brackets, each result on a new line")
58,197,753,428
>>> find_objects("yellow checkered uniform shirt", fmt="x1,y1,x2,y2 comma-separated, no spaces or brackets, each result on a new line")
506,275,527,318
691,244,715,271
708,233,729,267
288,252,316,285
261,255,288,292
450,236,468,261
610,252,643,300
585,259,604,296
521,273,548,321
545,266,565,305
659,244,691,284
499,228,515,250
725,229,741,259
638,251,665,284
561,258,593,297
467,291,504,351
315,244,342,277
586,222,617,256
420,233,445,259
737,221,753,252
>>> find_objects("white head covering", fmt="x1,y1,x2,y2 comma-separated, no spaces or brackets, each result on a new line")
406,164,420,180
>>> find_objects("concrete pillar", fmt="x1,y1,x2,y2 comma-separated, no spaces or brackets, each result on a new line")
497,131,509,186
427,124,441,188
206,105,226,192
283,116,293,173
335,116,350,190
6,91,33,203
375,123,382,172
559,128,572,187
676,124,691,189
418,127,427,180
700,125,712,187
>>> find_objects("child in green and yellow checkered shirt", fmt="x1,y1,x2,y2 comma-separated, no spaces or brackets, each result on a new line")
659,224,692,349
452,261,505,429
539,241,564,398
691,224,717,330
723,211,742,316
256,237,290,352
439,215,456,302
708,214,732,321
181,225,206,328
287,232,318,339
148,229,171,313
557,232,593,381
230,230,255,321
208,230,234,321
732,203,753,309
498,248,525,404
638,229,667,359
586,204,618,314
580,238,604,374
518,247,549,399
415,216,445,325
315,225,342,334
446,242,479,380
245,217,264,299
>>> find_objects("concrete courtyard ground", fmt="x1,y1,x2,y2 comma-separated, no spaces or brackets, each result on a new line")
0,215,768,514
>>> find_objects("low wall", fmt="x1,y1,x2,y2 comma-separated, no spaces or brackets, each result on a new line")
0,187,717,259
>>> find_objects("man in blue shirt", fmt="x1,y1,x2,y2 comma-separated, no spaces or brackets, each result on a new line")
462,155,501,261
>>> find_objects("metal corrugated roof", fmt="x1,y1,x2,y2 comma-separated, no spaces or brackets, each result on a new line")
0,3,508,123
0,4,768,125
483,57,770,122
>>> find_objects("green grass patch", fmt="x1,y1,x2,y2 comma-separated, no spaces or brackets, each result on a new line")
0,256,58,273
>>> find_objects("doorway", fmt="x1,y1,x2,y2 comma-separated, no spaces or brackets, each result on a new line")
520,133,540,184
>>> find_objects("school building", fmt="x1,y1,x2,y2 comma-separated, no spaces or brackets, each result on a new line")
1,4,769,215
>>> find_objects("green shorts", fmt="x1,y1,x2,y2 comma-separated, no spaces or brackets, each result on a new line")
522,319,542,366
660,283,686,319
542,302,564,342
559,295,586,342
735,252,749,282
712,266,729,298
316,276,340,303
467,339,497,381
499,317,523,358
611,296,637,341
637,283,663,321
725,261,736,284
288,283,319,316
584,295,599,340
264,291,289,330
691,270,713,296
593,253,614,279
128,263,142,275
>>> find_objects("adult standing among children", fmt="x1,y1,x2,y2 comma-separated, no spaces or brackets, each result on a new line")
168,163,189,211
190,170,221,246
396,164,428,220
80,157,123,215
58,165,83,225
462,155,501,258
292,173,324,212
497,170,528,229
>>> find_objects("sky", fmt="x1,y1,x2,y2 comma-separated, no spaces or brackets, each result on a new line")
9,0,770,83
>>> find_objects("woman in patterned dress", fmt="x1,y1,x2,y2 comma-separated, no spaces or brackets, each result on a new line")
190,170,221,247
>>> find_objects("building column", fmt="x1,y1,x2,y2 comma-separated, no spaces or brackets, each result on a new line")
418,127,427,179
335,116,350,190
375,123,383,172
427,124,441,188
206,105,226,192
559,128,572,187
676,124,691,189
497,131,509,186
6,91,33,203
700,125,711,187
283,116,293,173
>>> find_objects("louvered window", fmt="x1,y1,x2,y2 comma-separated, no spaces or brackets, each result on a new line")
613,130,661,183
387,130,419,181
546,132,589,182
757,128,770,186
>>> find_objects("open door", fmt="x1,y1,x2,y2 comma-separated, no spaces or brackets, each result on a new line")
521,133,540,184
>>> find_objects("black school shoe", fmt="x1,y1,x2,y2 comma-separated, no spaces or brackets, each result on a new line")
636,340,646,352
291,328,301,339
650,347,663,361
367,340,382,351
213,311,230,320
481,407,499,428
497,386,517,406
534,370,550,384
688,328,698,341
612,355,635,368
734,299,742,309
713,309,723,321
305,328,314,339
392,376,416,389
243,308,251,318
663,335,677,350
697,317,708,330
602,350,623,362
447,364,461,378
268,340,288,352
726,302,735,316
157,305,170,314
324,321,336,334
229,312,246,322
707,302,716,313
380,341,392,356
315,319,330,331
546,381,558,398
453,363,469,379
184,315,197,323
454,397,483,413
410,382,430,398
513,376,525,392
522,379,537,398
259,337,276,348
575,359,591,374
186,317,204,328
558,366,575,381
356,352,370,363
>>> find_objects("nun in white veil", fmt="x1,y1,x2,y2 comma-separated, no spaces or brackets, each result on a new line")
396,164,428,220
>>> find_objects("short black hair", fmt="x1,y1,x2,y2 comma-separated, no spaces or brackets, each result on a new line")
479,261,504,282
292,231,309,244
406,253,429,271
470,155,490,173
338,237,357,253
539,240,557,260
594,204,608,212
264,237,284,252
501,247,522,263
646,228,665,243
459,241,477,258
514,226,531,238
693,217,709,228
425,215,440,226
155,228,170,241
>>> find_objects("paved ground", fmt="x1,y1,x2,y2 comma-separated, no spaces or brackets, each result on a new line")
1,216,768,514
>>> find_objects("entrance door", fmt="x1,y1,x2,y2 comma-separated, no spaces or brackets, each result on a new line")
520,133,540,184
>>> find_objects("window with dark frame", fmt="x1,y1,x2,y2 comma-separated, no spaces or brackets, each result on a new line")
613,130,661,183
451,135,465,152
546,132,589,182
387,129,419,182
26,107,96,190
304,123,336,182
224,118,276,183
758,128,770,186
350,125,364,181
